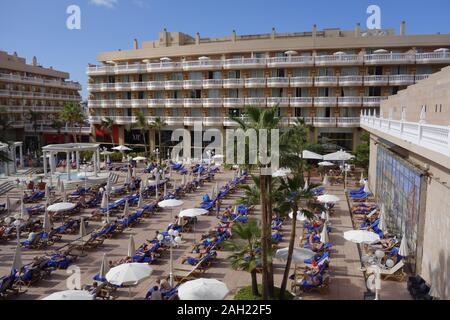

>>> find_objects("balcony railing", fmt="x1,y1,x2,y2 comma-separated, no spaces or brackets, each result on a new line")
361,114,450,157
290,76,313,87
338,97,362,106
183,80,203,89
0,73,81,90
389,74,415,85
314,97,337,106
182,60,222,70
203,79,222,88
267,77,289,87
223,79,244,88
245,78,266,88
0,90,80,101
184,98,203,107
364,75,389,85
165,99,184,107
290,97,313,107
223,57,266,69
339,75,363,86
223,98,245,107
363,96,387,106
364,53,415,64
315,54,363,66
267,56,314,67
245,97,266,106
415,51,450,64
314,76,338,86
165,80,184,90
203,98,223,107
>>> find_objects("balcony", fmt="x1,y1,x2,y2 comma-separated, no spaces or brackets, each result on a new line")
87,65,115,75
364,53,415,65
183,80,203,90
165,117,184,126
223,57,266,69
0,105,23,113
165,80,184,90
130,82,148,91
182,60,222,71
184,98,203,108
339,75,363,86
314,97,337,106
267,97,289,107
203,117,223,126
115,63,146,74
223,98,244,108
114,82,132,91
337,117,361,127
290,97,313,107
115,116,136,124
147,62,183,72
203,79,222,89
361,114,450,157
363,96,386,107
203,98,223,108
88,83,115,92
364,75,389,86
0,90,80,101
314,76,338,87
338,97,362,107
148,99,165,107
88,116,102,124
245,97,266,107
25,124,91,134
313,117,338,127
315,54,363,66
223,79,244,88
148,81,165,90
0,73,81,90
165,99,184,108
267,77,289,88
223,118,241,127
414,74,431,82
416,51,450,64
289,117,313,125
389,75,415,86
114,100,132,108
184,117,203,126
267,56,314,68
130,100,148,108
245,78,266,88
290,76,313,87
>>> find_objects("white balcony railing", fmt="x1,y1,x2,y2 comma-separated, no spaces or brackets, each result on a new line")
290,76,313,87
165,80,184,90
223,57,266,69
314,76,338,86
267,56,314,67
364,75,389,85
184,98,203,107
267,97,289,106
203,98,223,107
314,97,337,106
416,51,450,64
0,73,81,90
223,79,244,88
290,97,313,107
165,99,184,107
315,54,363,66
245,78,266,88
267,77,289,87
363,96,387,106
389,74,415,85
364,53,415,65
339,75,363,86
182,60,222,71
245,97,266,106
338,97,362,106
148,99,165,107
361,114,450,157
223,98,245,107
203,79,223,88
183,80,203,89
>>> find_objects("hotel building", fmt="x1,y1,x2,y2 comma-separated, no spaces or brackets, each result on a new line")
87,23,450,153
0,51,84,149
361,66,450,299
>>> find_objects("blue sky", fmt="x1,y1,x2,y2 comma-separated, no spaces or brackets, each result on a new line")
1,0,450,98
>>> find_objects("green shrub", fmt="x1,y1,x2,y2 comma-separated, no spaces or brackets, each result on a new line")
234,285,295,300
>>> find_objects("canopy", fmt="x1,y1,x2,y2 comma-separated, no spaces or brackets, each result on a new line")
318,161,335,167
133,156,147,161
398,234,409,257
317,194,340,204
302,150,323,160
47,202,76,213
127,235,136,258
320,222,329,243
158,199,184,208
323,149,354,161
178,278,229,300
275,247,315,263
343,230,380,244
179,208,208,218
112,145,132,151
106,263,153,286
43,290,94,300
288,211,309,221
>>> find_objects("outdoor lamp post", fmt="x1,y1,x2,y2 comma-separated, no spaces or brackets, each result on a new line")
158,229,182,287
373,250,384,300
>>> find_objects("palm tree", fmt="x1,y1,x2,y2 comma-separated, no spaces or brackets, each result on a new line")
26,109,41,149
224,219,261,297
230,106,281,299
51,119,64,134
149,117,167,162
59,102,84,143
100,117,115,146
133,110,149,156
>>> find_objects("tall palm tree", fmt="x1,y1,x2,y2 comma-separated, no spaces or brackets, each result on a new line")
149,117,167,162
51,118,64,134
133,110,149,156
59,102,84,143
230,106,281,299
100,117,115,146
224,219,262,297
26,109,41,149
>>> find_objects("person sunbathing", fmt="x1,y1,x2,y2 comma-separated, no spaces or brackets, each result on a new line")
370,237,397,250
181,248,214,264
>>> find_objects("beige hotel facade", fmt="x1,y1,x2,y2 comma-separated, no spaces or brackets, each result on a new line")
87,23,450,152
0,51,84,149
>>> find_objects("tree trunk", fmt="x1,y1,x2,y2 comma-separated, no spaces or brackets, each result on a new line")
279,203,298,299
158,130,162,164
142,130,148,156
259,172,269,300
251,269,259,296
266,175,275,298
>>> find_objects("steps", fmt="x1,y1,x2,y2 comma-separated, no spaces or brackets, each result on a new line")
0,181,15,196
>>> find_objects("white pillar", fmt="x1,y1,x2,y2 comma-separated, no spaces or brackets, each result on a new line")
19,145,24,168
96,148,100,172
93,151,98,177
66,152,71,181
49,152,55,177
12,146,17,174
76,151,80,172
43,151,48,178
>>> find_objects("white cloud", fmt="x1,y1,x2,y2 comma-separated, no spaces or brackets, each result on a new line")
132,0,150,8
90,0,118,9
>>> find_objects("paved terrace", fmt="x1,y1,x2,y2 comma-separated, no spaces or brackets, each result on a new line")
0,168,410,300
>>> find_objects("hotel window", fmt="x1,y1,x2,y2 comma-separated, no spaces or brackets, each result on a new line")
189,90,202,99
173,90,183,99
138,91,144,99
126,92,132,100
367,66,383,75
292,68,310,76
154,73,165,81
391,66,408,75
250,70,264,78
271,88,286,97
318,68,334,76
253,52,265,58
154,91,164,99
191,108,202,116
318,88,334,97
171,73,183,80
208,71,222,79
228,108,240,117
295,88,309,97
366,87,381,96
228,89,243,98
208,89,220,98
272,69,285,77
189,72,202,80
341,87,358,97
108,76,115,83
123,75,130,82
249,88,264,97
228,70,240,79
209,109,220,117
138,74,144,82
294,108,309,117
416,66,432,75
341,67,359,76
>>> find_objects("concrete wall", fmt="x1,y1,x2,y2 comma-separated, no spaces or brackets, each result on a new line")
421,178,450,299
380,66,450,126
